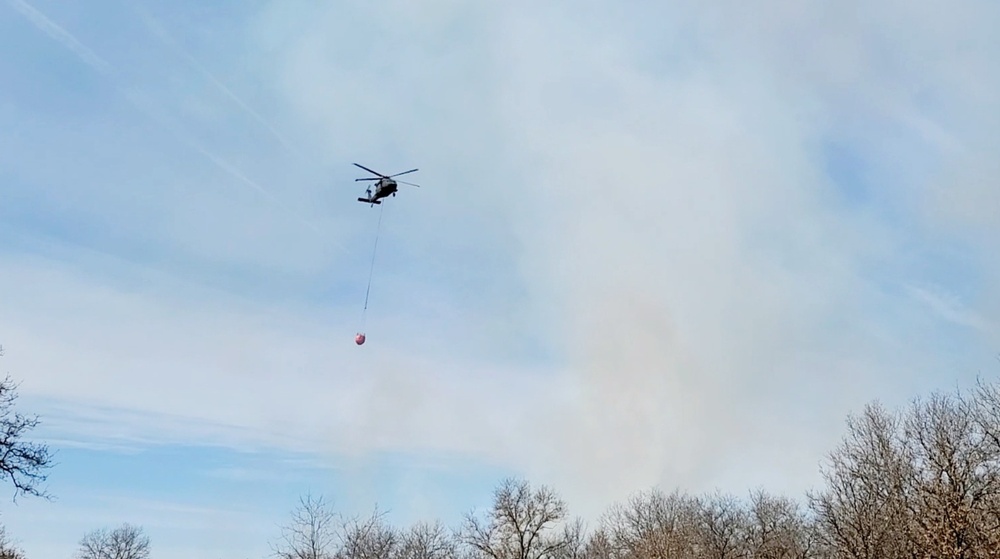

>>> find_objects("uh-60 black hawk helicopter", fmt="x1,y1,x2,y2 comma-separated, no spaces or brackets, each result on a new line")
353,163,421,206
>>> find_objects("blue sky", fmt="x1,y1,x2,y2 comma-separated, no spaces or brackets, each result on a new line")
2,0,999,557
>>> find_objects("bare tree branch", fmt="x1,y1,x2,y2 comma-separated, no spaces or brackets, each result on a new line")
0,359,54,501
0,524,25,559
459,478,572,559
76,523,150,559
339,504,397,559
394,520,457,559
808,402,912,559
272,493,340,559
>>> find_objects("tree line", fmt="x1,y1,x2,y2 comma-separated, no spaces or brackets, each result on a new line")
2,342,1000,557
268,377,1000,559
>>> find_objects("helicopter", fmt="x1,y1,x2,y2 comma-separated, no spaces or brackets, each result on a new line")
354,163,420,206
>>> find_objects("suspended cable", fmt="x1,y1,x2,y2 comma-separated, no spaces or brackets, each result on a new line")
356,203,385,345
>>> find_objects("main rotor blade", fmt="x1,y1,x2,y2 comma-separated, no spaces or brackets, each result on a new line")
353,163,387,178
389,168,418,178
397,180,421,187
355,177,379,181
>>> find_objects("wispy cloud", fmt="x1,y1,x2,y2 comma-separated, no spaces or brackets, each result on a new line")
202,466,291,483
907,284,999,337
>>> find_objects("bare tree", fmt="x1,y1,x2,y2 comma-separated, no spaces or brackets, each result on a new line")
697,492,747,559
76,523,150,559
973,375,1000,452
901,391,1000,558
807,402,913,559
0,346,54,501
394,520,456,559
552,517,587,559
460,477,571,559
601,488,701,559
580,528,613,559
273,493,340,559
339,505,397,559
969,377,1000,550
0,525,25,559
807,380,1000,558
744,490,818,559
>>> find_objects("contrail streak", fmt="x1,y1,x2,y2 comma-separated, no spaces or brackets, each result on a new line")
121,87,325,235
131,5,309,163
7,0,113,76
6,0,326,238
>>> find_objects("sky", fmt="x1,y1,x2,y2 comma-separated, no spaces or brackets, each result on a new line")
1,0,999,557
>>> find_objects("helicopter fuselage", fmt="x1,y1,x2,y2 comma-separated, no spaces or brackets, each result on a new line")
358,178,397,204
376,178,398,198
